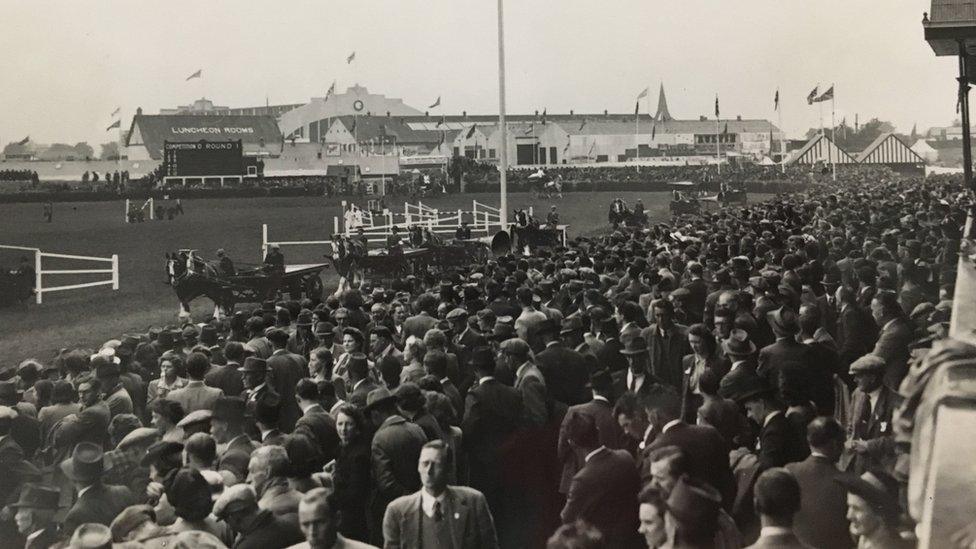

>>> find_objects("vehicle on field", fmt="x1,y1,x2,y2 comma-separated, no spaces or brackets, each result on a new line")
668,181,703,216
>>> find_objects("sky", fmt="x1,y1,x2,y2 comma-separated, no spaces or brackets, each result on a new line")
0,0,959,147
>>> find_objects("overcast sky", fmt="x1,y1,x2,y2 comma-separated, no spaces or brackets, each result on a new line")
0,0,957,146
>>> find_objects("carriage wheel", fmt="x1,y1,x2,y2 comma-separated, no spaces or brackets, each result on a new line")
304,275,324,300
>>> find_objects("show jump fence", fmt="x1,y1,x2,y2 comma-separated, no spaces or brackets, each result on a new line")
124,198,155,223
0,244,119,304
338,200,520,244
261,225,334,260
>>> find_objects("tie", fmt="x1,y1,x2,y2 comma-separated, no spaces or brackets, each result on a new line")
629,376,638,392
433,500,444,522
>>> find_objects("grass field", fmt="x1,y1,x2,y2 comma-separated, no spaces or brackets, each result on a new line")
0,191,769,361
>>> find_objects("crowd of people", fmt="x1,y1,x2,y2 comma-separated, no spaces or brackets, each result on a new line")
0,169,972,549
0,169,39,184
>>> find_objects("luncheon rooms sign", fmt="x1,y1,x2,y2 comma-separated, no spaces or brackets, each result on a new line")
171,127,255,135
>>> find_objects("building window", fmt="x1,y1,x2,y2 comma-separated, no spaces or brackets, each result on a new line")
489,149,496,158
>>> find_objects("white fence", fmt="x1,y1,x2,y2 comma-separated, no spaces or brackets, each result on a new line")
0,245,119,304
261,224,335,260
337,200,516,244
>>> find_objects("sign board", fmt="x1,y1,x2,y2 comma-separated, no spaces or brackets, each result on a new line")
325,143,341,157
163,140,244,177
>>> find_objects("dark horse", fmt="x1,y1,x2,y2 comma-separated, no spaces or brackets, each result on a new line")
166,253,235,320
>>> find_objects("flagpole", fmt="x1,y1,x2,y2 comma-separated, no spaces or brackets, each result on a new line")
778,100,785,174
831,90,837,181
716,98,721,175
635,93,640,169
496,0,509,228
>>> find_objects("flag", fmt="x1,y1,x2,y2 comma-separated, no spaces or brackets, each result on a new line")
185,69,202,81
346,51,356,64
541,109,547,124
806,86,819,105
349,119,356,133
774,89,779,111
911,123,918,140
636,86,649,100
111,106,121,117
652,124,656,140
524,124,534,135
814,85,834,103
715,95,720,118
17,136,29,146
588,141,596,155
722,123,729,135
106,120,121,131
563,140,570,153
325,81,336,99
436,116,445,127
466,125,477,139
429,96,441,109
635,101,640,115
578,119,586,132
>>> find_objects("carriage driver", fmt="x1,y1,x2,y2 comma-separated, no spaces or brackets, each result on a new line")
387,226,403,255
216,249,236,277
263,243,285,274
546,206,559,229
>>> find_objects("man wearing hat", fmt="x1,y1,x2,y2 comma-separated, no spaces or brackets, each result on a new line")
643,299,690,391
216,248,235,276
214,484,304,549
246,317,273,359
61,442,136,535
211,397,258,479
167,352,223,414
665,475,725,548
93,356,134,419
536,318,589,407
109,504,178,546
461,346,523,531
12,483,61,549
267,328,307,432
756,307,812,399
718,329,761,401
614,337,656,398
736,376,807,470
0,381,40,459
559,411,641,548
841,354,897,475
364,386,428,545
499,338,549,428
206,341,246,398
835,470,911,549
556,369,625,495
345,353,377,409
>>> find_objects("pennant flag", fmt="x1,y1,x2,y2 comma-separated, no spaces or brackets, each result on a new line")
722,123,729,135
636,86,650,100
635,101,640,116
806,85,819,105
541,109,547,124
578,119,586,132
563,140,570,153
185,69,202,81
111,106,121,117
346,51,356,64
436,116,445,127
523,124,534,135
17,136,29,146
714,95,720,118
588,141,596,155
350,119,357,133
429,96,441,109
911,123,918,140
774,89,779,111
325,81,336,99
466,125,477,139
106,120,121,131
814,85,834,103
652,124,656,140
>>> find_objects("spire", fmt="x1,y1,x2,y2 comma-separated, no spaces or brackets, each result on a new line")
654,83,673,122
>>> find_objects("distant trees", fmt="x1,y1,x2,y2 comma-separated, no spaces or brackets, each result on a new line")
805,118,898,152
100,142,121,160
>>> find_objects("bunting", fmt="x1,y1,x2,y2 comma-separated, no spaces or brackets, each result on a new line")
429,96,441,109
185,69,202,81
106,120,121,131
346,51,356,64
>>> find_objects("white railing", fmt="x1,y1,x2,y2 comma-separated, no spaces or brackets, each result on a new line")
0,245,119,304
262,224,335,259
124,198,155,223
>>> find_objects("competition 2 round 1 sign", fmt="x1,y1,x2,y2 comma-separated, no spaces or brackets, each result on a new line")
353,100,365,112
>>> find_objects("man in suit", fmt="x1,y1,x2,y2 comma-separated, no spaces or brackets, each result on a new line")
211,396,258,479
785,417,854,549
215,484,305,549
536,318,590,406
249,445,303,519
461,347,522,538
614,338,656,399
559,411,641,548
383,440,499,549
615,301,645,347
642,299,690,390
683,261,709,324
207,341,246,397
834,286,877,370
60,442,135,535
167,352,223,414
718,329,760,401
746,468,811,549
246,317,274,359
797,305,840,415
737,377,806,470
364,387,428,545
643,384,735,511
11,484,61,549
757,307,815,407
403,294,439,340
556,370,624,495
0,383,40,460
267,328,307,433
345,353,377,409
869,291,914,390
499,338,550,428
370,326,404,384
294,379,340,463
842,354,898,475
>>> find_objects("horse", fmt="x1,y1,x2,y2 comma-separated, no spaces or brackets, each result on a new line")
165,254,235,320
534,175,563,199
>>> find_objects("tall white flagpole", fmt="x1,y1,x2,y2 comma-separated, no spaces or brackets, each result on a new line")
831,88,837,181
778,100,785,174
496,0,509,227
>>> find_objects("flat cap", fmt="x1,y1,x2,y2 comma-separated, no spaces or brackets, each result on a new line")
212,483,257,520
177,409,212,429
499,338,530,356
849,354,886,375
446,308,469,320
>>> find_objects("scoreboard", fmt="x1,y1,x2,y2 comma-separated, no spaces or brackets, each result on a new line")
163,140,244,177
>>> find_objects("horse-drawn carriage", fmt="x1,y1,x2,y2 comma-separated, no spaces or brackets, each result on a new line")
166,250,328,317
345,239,491,283
668,182,703,216
718,186,748,207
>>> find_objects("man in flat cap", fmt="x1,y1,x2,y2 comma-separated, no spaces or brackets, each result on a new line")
841,354,898,475
214,484,304,549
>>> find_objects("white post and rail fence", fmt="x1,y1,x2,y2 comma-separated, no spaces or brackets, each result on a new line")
0,245,119,304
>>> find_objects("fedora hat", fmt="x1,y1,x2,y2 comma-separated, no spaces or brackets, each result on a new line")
10,483,60,510
721,329,756,357
69,523,113,549
767,306,800,334
560,316,584,335
238,356,267,373
315,321,336,337
61,442,106,483
620,337,649,355
212,396,247,423
834,470,901,523
728,374,774,405
586,369,614,392
665,475,722,531
296,310,314,327
0,381,21,405
364,387,398,412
